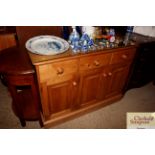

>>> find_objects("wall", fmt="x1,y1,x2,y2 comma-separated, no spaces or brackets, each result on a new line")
133,26,155,37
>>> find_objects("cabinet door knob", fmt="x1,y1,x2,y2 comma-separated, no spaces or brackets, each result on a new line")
103,73,107,77
121,54,127,59
57,67,64,75
73,81,77,86
94,60,100,66
108,72,112,76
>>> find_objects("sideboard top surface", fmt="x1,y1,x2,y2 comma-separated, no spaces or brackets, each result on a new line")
28,45,137,66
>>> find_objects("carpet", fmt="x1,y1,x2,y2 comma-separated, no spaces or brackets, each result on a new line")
0,81,155,129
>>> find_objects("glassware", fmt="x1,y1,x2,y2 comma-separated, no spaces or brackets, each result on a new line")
80,31,90,52
68,26,80,53
123,26,134,45
81,40,88,52
94,27,102,38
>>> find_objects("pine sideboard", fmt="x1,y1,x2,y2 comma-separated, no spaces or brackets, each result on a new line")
28,45,137,127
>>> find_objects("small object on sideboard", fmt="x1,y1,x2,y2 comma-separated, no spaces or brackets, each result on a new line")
25,35,70,56
68,26,80,53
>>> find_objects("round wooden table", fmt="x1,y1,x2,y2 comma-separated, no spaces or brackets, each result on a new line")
0,46,42,127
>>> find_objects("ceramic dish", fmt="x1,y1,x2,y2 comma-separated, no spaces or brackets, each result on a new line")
25,35,69,55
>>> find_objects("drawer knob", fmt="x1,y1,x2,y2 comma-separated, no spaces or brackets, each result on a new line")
103,73,107,77
94,60,100,66
108,72,112,76
87,64,91,68
73,81,77,86
121,54,127,59
57,67,64,75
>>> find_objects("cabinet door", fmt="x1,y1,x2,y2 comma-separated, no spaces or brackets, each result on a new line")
40,77,78,118
79,68,102,107
105,64,130,98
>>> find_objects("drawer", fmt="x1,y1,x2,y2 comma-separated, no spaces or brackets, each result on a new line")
79,53,111,71
110,49,136,65
38,59,78,83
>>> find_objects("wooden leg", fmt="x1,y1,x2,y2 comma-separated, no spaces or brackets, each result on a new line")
0,74,7,86
39,117,43,127
19,118,26,127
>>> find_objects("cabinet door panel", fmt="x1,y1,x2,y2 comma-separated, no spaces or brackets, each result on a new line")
48,82,72,114
106,65,130,98
80,69,102,106
40,78,78,118
99,71,110,100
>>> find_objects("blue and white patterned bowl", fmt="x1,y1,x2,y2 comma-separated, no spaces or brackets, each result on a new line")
25,35,69,55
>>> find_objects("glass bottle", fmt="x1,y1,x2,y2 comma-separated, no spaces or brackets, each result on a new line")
123,26,134,45
68,26,80,53
80,27,92,52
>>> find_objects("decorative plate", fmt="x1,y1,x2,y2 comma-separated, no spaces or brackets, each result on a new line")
25,35,69,55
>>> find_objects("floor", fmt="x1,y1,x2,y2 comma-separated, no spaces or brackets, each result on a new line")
0,81,155,129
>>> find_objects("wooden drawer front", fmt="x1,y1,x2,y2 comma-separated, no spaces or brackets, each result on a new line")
79,53,111,71
38,59,78,84
110,49,136,65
